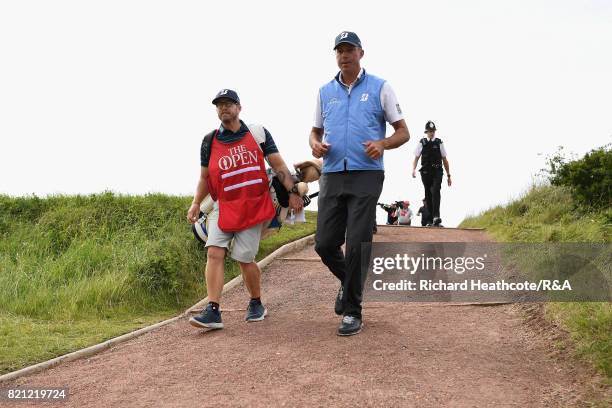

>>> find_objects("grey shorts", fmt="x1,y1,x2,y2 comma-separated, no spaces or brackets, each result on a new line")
205,202,263,263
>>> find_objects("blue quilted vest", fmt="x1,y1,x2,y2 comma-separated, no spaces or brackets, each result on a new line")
319,70,386,173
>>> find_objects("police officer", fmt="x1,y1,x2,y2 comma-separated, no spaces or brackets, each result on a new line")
412,121,451,226
310,31,410,336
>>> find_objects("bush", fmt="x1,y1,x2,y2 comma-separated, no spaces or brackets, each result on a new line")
545,144,611,208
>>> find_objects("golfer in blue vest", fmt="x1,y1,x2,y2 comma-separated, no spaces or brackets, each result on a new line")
310,31,410,336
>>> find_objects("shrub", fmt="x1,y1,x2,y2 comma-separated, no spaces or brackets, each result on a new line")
545,144,611,208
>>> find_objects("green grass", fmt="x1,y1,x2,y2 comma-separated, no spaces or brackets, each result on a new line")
0,312,172,374
460,184,611,378
461,184,611,242
0,193,316,374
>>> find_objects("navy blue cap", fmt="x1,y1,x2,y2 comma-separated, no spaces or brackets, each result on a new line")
212,89,240,105
334,31,362,50
425,121,437,132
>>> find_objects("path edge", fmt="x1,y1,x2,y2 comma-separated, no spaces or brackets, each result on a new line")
0,234,316,383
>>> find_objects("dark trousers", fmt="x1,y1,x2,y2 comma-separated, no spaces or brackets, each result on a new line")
315,171,384,319
420,169,443,219
418,206,431,226
421,215,430,226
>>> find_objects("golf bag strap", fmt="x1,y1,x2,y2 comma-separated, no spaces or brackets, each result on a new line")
203,124,265,147
203,124,267,161
246,123,266,146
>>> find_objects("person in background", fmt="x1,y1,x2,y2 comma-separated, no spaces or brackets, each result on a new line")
417,198,432,226
412,121,451,227
396,201,413,226
378,202,399,225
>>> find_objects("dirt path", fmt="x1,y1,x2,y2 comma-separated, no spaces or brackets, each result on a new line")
2,226,606,407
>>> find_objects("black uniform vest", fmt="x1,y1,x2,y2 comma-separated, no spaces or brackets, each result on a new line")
420,138,443,170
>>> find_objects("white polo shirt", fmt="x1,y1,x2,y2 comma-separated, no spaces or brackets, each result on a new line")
414,137,447,158
313,68,404,128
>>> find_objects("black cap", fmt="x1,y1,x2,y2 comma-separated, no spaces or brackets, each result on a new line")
334,31,362,50
212,89,240,105
425,121,437,132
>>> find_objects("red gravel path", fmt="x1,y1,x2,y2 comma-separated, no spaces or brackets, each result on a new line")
2,226,607,407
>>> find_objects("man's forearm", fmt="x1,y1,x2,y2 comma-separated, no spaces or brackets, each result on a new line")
267,153,296,192
383,127,410,150
382,120,410,150
412,157,419,172
309,127,324,148
273,164,294,191
192,167,210,205
192,177,209,205
443,158,450,175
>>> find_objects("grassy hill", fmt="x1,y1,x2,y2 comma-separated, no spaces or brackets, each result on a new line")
0,193,316,374
461,184,611,378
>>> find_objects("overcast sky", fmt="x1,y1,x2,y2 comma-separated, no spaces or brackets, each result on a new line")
1,0,611,227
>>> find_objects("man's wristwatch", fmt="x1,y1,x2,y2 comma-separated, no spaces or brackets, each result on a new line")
288,184,299,195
